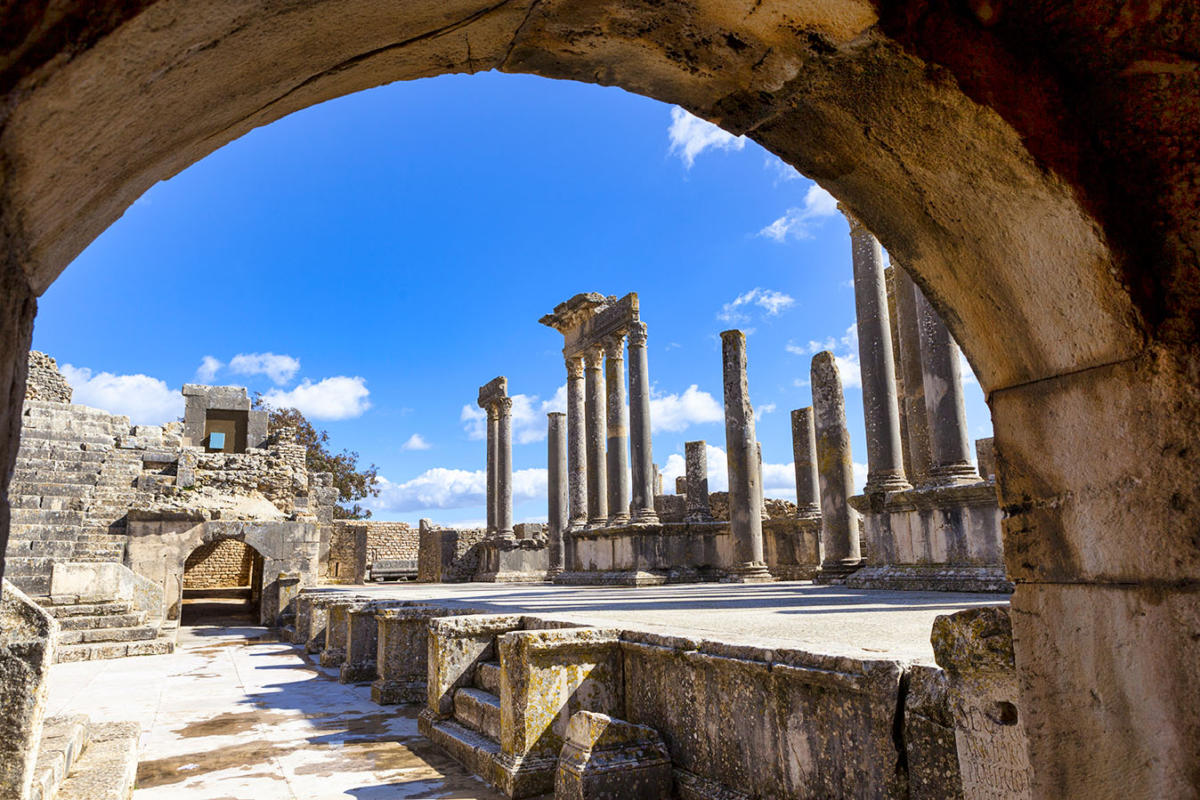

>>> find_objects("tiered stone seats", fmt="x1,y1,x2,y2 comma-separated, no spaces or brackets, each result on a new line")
30,715,140,800
36,596,173,662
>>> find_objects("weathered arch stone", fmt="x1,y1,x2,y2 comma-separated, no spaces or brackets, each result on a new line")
0,4,1197,797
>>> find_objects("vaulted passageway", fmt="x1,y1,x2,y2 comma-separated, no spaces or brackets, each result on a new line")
2,3,1197,795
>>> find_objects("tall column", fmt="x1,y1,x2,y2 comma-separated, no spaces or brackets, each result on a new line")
757,442,768,519
626,322,658,523
892,265,934,486
811,351,861,581
843,208,910,493
583,345,608,527
684,440,712,522
720,330,772,582
547,413,567,575
485,404,498,536
915,289,981,485
791,407,821,517
495,397,514,540
604,334,631,526
565,356,588,530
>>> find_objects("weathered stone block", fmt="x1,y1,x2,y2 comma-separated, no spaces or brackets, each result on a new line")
0,580,58,800
372,605,476,705
555,711,672,800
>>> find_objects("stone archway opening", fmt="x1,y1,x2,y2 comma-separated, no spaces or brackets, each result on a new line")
2,3,1196,796
180,538,266,626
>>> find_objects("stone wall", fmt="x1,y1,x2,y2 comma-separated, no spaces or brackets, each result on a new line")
192,442,308,514
24,352,71,403
417,521,488,583
322,520,420,584
182,538,257,588
323,522,360,584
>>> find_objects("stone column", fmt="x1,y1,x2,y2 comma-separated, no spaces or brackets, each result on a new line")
495,397,514,540
844,208,910,493
626,322,658,523
604,334,630,526
485,404,498,536
811,351,861,581
547,413,567,575
757,442,768,520
583,345,608,527
720,330,772,582
684,441,712,522
791,408,821,517
892,265,934,486
565,356,588,530
915,289,981,485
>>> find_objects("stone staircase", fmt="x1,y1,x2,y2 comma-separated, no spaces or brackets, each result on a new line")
36,596,174,663
6,401,143,597
434,659,505,769
29,714,140,800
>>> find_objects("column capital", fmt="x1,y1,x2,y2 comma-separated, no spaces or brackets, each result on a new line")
565,354,585,379
602,332,626,358
583,345,605,369
838,203,870,238
627,321,648,347
494,396,513,417
485,402,501,421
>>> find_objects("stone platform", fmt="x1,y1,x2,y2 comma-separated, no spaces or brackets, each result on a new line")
318,581,1004,663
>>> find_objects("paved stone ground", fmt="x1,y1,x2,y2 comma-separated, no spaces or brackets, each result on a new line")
44,582,1003,797
46,605,504,799
348,580,1006,662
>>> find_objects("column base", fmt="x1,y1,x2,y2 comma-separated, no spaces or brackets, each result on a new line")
632,509,660,524
813,560,863,585
925,462,983,486
722,561,774,583
864,475,912,494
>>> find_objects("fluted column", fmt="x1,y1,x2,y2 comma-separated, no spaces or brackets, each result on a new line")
627,322,658,523
915,288,982,485
811,351,861,581
684,440,712,522
892,265,934,486
583,345,608,527
565,356,587,530
791,407,821,517
604,334,630,526
495,396,514,540
720,330,772,582
485,404,498,536
843,208,910,494
547,413,567,575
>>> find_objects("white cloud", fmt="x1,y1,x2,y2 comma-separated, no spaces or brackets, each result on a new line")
759,183,839,242
718,288,795,324
660,446,868,500
401,433,431,451
787,324,861,390
194,356,222,383
262,376,370,420
668,106,745,168
764,154,801,183
59,364,183,426
367,467,546,513
228,352,301,385
959,351,978,386
758,402,777,416
460,386,568,445
650,385,723,433
853,462,868,494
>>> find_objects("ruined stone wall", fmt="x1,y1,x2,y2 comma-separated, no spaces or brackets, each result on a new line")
362,521,418,562
192,441,308,514
182,538,257,588
322,520,419,583
417,522,487,583
323,522,360,583
25,352,71,403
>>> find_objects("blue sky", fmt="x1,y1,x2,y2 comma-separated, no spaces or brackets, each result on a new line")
33,71,992,525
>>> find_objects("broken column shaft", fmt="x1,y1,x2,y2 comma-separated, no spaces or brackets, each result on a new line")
811,351,861,581
547,413,567,575
720,330,772,583
565,357,588,530
791,407,821,517
684,440,712,522
891,265,934,486
604,334,631,525
915,289,981,485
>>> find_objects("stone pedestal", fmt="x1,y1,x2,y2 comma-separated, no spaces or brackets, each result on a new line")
720,330,772,583
0,581,57,800
341,601,401,684
474,538,550,583
372,605,474,705
932,607,1033,800
555,711,673,800
321,598,369,668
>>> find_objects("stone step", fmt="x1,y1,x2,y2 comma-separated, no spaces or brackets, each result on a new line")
29,714,90,800
59,625,159,645
6,571,51,596
2,557,55,576
16,449,109,465
454,687,502,742
12,482,96,498
476,661,502,696
20,430,118,446
421,716,502,782
11,509,86,525
11,494,89,512
57,612,146,631
6,539,76,559
38,599,134,616
53,721,140,800
56,636,174,663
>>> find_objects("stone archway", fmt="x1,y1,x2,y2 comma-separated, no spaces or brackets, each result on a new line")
1,3,1196,796
181,538,266,625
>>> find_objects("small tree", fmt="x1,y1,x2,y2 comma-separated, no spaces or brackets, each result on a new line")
252,395,380,519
